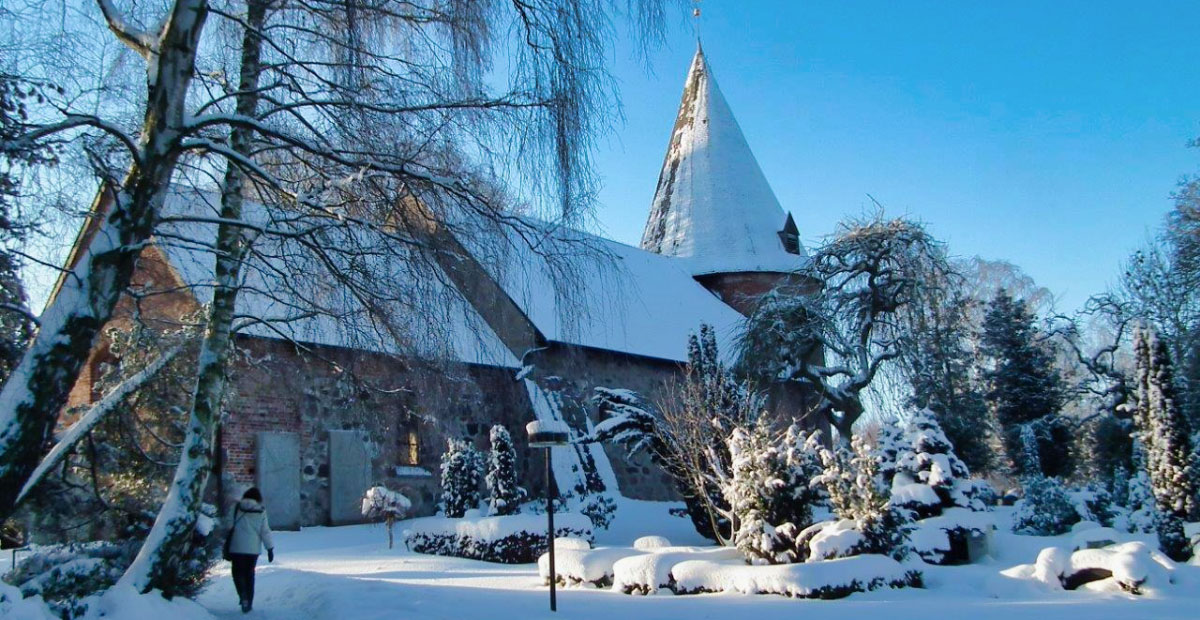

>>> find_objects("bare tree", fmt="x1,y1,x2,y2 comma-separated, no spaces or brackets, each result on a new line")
739,215,953,440
2,0,681,590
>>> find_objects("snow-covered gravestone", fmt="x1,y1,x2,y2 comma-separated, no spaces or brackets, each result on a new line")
256,432,301,530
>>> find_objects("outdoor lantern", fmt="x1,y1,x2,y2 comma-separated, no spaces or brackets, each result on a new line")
526,420,569,612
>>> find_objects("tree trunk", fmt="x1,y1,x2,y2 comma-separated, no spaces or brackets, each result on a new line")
0,0,210,522
120,0,265,593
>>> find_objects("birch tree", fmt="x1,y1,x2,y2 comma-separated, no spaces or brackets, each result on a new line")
0,0,211,520
1,0,676,535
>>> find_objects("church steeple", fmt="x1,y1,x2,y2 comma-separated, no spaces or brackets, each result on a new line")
640,47,805,276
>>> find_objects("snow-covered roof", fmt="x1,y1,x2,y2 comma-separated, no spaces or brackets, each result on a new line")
641,46,808,276
455,218,745,363
153,189,520,368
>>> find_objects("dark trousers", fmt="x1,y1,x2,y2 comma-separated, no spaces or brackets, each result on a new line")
230,553,259,604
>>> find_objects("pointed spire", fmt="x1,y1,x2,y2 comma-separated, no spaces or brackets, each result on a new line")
640,48,805,275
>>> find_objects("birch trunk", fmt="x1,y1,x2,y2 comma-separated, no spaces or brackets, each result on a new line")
120,0,266,592
0,0,210,521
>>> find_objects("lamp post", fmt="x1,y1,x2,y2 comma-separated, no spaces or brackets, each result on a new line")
526,420,569,612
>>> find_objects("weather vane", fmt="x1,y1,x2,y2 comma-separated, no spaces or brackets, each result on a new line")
692,0,702,42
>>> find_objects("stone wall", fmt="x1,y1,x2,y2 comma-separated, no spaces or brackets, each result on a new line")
219,337,535,525
525,343,683,501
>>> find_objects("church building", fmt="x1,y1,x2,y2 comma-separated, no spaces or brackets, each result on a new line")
57,47,821,528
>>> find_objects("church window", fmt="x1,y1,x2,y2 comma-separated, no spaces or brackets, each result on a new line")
397,418,420,465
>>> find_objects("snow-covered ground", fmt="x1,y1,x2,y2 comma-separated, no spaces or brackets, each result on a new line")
182,501,1200,620
2,500,1197,619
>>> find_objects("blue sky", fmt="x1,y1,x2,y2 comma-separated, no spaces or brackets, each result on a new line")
590,1,1200,312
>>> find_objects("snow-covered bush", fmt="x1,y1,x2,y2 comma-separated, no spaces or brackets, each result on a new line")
813,436,911,561
1012,476,1079,535
439,438,484,518
361,485,412,549
611,547,742,594
1067,485,1117,528
908,508,994,565
3,507,217,619
725,421,823,564
1002,541,1177,595
670,554,922,599
889,409,991,517
538,547,640,587
4,544,123,618
633,536,671,550
485,425,526,516
401,513,592,563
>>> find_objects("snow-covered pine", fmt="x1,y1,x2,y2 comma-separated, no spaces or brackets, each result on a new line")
725,420,820,565
1012,475,1079,536
873,420,907,487
15,344,182,505
586,325,750,543
440,438,484,518
485,425,526,516
891,408,991,516
814,435,911,561
1133,328,1198,560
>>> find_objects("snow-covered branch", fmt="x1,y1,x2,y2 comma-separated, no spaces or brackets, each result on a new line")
16,344,182,505
95,0,158,58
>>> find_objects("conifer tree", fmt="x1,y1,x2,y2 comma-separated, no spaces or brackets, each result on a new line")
485,425,526,516
816,436,911,561
980,290,1069,477
726,420,823,564
439,438,484,518
891,409,991,515
1133,328,1198,560
905,287,995,475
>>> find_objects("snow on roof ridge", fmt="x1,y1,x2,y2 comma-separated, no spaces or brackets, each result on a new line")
640,46,807,276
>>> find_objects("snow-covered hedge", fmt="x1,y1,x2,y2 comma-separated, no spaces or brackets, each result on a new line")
537,547,643,587
0,583,213,620
671,554,922,599
611,547,741,594
401,513,592,564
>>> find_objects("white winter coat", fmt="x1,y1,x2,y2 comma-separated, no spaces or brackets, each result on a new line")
228,498,274,556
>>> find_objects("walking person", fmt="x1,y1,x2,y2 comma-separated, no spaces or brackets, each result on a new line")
227,487,275,613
